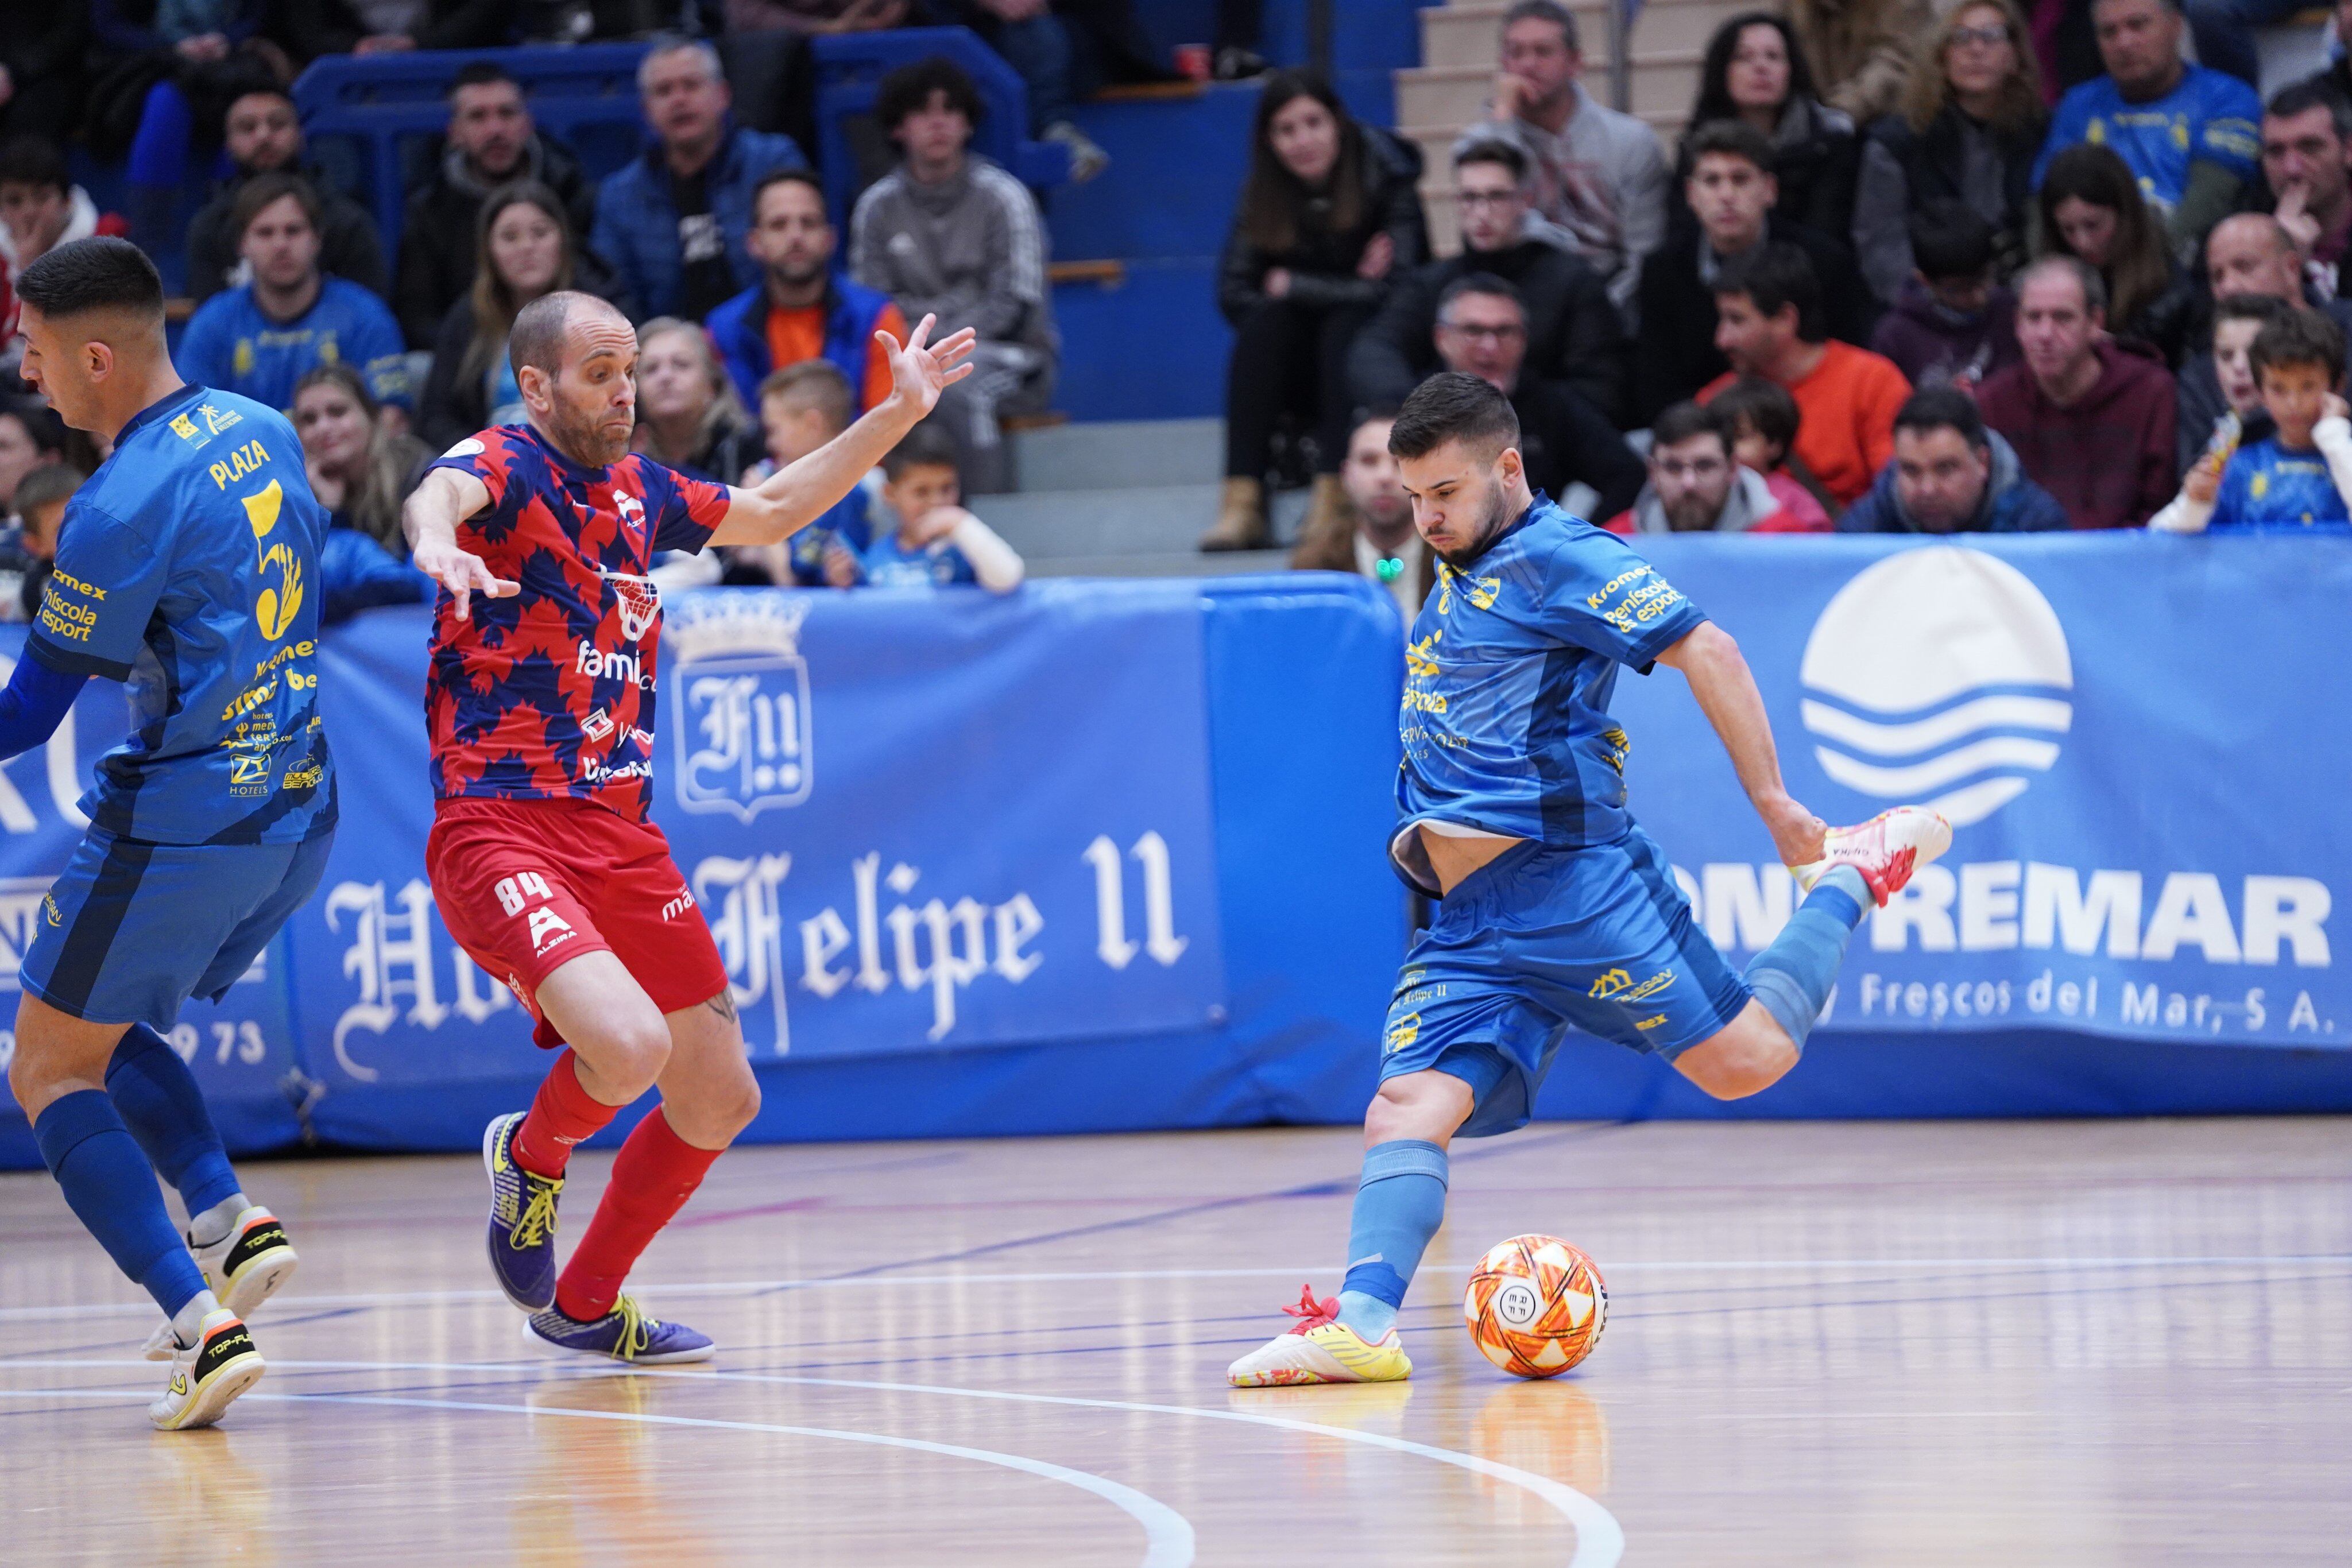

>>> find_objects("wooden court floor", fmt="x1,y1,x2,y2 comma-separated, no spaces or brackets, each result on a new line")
3,1116,2349,1566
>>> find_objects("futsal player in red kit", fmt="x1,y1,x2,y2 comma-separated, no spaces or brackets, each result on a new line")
401,291,972,1361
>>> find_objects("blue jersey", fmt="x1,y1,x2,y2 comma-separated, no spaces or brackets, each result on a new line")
1392,494,1707,877
787,472,882,586
26,385,335,845
2211,438,2352,532
860,528,979,589
2033,66,2260,212
176,277,411,414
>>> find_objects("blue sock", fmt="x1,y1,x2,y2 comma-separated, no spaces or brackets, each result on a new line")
1334,1139,1449,1341
1744,865,1870,1050
106,1024,243,1222
34,1090,207,1318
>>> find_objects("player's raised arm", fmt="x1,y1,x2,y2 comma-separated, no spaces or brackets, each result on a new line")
403,464,517,621
1654,622,1828,868
706,313,976,547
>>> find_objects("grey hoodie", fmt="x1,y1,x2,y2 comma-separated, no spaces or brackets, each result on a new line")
1617,464,1785,534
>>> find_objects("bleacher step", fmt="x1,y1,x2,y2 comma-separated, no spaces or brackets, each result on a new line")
1012,417,1223,491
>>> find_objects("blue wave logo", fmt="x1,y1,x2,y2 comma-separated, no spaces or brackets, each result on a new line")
1799,548,2072,828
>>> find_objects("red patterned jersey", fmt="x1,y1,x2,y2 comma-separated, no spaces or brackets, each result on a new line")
423,424,732,820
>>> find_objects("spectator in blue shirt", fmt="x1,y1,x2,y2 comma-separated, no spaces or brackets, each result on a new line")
176,172,411,423
590,37,809,322
742,360,886,587
2032,0,2260,250
849,420,1024,592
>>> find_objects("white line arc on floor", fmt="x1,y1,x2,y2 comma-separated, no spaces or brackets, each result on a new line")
0,1385,1196,1568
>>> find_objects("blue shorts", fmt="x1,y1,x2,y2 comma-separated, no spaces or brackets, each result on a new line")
19,826,335,1032
1380,827,1750,1138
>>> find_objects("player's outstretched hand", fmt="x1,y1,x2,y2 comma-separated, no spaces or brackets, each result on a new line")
1759,792,1829,869
414,539,518,621
879,315,977,420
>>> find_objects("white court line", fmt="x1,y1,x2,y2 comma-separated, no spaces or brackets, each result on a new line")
1,1358,1623,1567
0,1385,1196,1568
3,1254,2345,1323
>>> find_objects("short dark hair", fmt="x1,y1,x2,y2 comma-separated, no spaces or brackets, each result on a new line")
1705,375,1800,458
451,60,520,95
752,167,827,219
1389,370,1521,462
1650,400,1734,456
231,171,322,243
1502,0,1579,53
13,463,83,520
1437,271,1525,319
760,359,853,433
0,135,68,196
1892,385,1989,450
1714,242,1824,341
882,417,961,481
1908,199,1995,282
1684,118,1775,176
2213,291,2292,332
877,57,983,135
2265,77,2352,140
0,394,66,455
1453,136,1528,183
2249,306,2347,384
15,236,164,322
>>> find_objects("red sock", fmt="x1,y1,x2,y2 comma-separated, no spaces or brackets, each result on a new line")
510,1051,622,1180
554,1108,722,1322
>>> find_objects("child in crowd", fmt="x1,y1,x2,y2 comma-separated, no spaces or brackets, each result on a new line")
849,420,1026,593
2156,308,2352,535
2185,293,2289,473
746,361,887,587
0,460,75,622
1869,202,2020,392
1707,377,1836,531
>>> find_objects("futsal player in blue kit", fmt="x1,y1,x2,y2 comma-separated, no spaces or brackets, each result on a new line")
1230,374,1951,1386
4,239,332,1429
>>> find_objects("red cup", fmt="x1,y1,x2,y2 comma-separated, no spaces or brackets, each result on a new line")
1174,43,1211,81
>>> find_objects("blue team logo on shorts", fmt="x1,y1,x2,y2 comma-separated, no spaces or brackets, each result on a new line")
668,597,814,823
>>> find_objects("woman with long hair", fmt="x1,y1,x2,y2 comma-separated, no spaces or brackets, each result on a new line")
293,362,428,554
292,362,436,623
630,317,762,486
1680,14,1859,242
417,180,575,452
1852,0,2046,303
1206,69,1426,552
2037,144,2195,366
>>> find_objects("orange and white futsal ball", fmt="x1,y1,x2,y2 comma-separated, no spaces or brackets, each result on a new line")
1463,1234,1607,1379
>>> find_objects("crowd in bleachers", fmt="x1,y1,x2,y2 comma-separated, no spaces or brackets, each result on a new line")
0,0,2347,633
1234,0,2352,603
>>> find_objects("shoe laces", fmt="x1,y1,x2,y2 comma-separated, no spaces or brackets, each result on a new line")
1281,1284,1340,1336
509,1173,562,1251
613,1295,656,1361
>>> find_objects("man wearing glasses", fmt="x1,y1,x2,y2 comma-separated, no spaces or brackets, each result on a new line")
1429,275,1645,520
1349,140,1631,425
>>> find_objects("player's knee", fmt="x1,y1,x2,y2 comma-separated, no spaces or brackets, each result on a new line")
1364,1073,1470,1145
592,1015,673,1096
715,1067,761,1139
1677,1027,1796,1101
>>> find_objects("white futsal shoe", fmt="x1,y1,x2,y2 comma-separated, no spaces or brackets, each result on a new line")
1228,1288,1413,1388
141,1206,298,1361
150,1308,265,1431
1795,806,1952,906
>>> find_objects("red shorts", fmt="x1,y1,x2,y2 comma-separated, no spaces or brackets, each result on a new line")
426,795,730,1049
